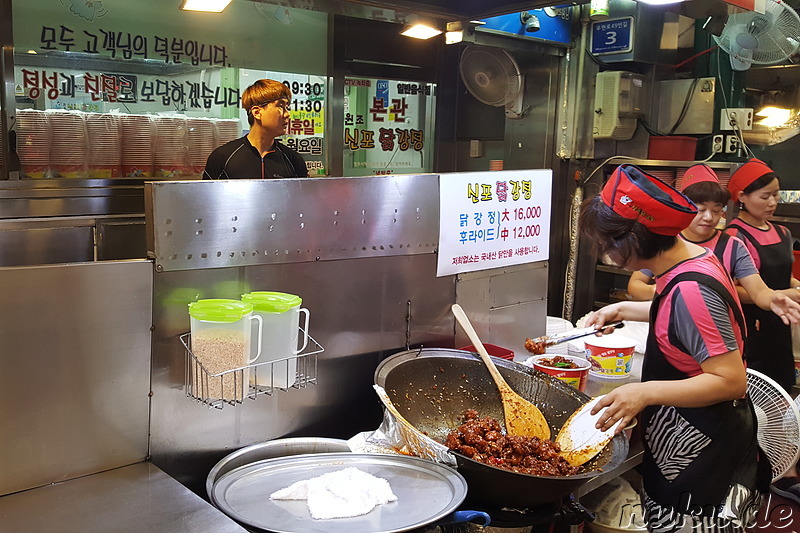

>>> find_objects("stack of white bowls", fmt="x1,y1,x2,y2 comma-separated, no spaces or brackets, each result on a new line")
86,113,121,178
48,110,87,178
120,114,154,178
215,118,241,146
546,316,574,355
187,117,216,177
153,115,188,178
16,110,50,178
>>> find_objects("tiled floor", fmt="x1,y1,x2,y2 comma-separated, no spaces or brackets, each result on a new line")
750,492,800,532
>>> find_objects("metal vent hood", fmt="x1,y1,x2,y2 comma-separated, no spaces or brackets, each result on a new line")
248,0,562,26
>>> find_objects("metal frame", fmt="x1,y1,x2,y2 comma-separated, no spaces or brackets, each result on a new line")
0,0,14,180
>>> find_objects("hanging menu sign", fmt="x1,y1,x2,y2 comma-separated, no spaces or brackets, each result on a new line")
437,170,552,277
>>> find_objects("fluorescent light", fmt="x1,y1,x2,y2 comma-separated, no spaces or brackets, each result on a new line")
756,106,792,127
445,30,463,44
180,0,233,13
401,24,442,40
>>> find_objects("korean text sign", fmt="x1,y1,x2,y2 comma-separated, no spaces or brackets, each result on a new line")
437,170,552,277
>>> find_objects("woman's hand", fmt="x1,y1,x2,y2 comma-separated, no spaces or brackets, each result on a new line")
778,287,800,304
584,304,624,330
769,291,800,325
590,383,649,433
584,301,651,330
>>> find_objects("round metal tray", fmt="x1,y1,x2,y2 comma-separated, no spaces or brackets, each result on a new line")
207,437,351,504
210,452,468,533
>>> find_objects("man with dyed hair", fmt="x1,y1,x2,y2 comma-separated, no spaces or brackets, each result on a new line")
203,79,308,180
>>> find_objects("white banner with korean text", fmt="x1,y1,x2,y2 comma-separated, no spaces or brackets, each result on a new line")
437,170,552,277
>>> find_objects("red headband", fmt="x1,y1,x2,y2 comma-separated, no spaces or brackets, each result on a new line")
727,158,776,196
601,165,697,236
679,164,719,192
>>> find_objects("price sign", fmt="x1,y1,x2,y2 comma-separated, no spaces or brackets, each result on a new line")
590,17,633,55
437,170,552,277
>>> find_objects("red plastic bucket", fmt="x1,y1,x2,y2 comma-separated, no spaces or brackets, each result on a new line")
460,343,515,360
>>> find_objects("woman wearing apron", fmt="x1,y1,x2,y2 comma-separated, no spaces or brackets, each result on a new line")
626,163,800,322
724,159,800,503
724,159,799,393
581,165,770,531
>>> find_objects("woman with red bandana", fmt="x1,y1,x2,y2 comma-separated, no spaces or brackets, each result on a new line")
724,159,799,393
582,165,770,531
725,159,800,503
626,164,800,323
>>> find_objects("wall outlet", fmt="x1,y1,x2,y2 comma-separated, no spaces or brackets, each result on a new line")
469,139,484,158
725,134,740,154
711,134,724,154
720,108,753,131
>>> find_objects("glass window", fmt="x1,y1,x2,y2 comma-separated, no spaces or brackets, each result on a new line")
343,78,436,177
10,0,328,179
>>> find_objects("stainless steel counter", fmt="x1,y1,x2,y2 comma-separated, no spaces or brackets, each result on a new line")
0,462,247,533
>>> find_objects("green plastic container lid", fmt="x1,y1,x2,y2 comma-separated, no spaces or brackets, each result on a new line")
188,299,254,322
241,291,302,313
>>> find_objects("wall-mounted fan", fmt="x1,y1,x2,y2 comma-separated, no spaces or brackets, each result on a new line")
714,0,800,71
459,44,525,119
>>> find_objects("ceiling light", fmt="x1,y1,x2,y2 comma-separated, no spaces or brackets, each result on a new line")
180,0,233,13
445,31,463,44
401,24,442,40
756,106,792,127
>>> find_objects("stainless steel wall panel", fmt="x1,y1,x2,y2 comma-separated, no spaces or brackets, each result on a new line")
455,261,548,357
146,175,551,494
97,218,147,260
145,176,440,272
0,179,145,218
0,261,153,497
0,225,94,266
149,254,455,494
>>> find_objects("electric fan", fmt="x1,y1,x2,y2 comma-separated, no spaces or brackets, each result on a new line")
713,0,800,71
459,44,525,118
746,368,800,481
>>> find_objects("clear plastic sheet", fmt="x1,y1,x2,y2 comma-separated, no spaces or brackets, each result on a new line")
370,385,457,466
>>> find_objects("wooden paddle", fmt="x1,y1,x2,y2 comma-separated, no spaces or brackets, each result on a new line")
451,304,551,440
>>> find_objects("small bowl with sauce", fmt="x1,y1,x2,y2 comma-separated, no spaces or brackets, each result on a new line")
524,354,591,392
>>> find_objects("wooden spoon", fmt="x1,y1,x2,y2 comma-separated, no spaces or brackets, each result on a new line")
556,395,624,466
451,304,551,440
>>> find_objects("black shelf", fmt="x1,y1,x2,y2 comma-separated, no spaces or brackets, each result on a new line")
596,264,629,275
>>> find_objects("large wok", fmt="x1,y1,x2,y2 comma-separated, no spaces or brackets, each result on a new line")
374,348,628,509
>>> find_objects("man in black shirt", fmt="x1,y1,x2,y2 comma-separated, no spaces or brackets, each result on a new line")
203,79,308,179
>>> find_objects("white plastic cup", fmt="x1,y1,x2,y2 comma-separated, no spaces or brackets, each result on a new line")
188,299,262,401
241,292,310,389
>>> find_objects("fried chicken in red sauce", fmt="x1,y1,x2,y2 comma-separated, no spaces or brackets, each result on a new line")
444,409,582,476
524,338,547,355
536,355,579,369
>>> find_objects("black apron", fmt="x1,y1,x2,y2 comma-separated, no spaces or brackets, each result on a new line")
640,272,769,516
728,222,795,392
712,231,733,267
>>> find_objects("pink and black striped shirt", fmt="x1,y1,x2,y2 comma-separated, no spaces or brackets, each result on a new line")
653,250,745,377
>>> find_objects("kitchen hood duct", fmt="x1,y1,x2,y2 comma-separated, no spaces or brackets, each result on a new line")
247,0,575,27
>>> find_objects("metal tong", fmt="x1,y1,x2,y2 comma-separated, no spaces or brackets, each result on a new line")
530,321,625,349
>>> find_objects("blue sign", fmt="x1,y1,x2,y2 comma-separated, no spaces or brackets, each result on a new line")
376,79,389,105
479,7,573,46
590,17,634,55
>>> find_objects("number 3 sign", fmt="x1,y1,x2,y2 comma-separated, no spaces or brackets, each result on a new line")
590,17,633,55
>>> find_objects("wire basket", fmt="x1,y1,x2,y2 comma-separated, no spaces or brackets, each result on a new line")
180,330,323,409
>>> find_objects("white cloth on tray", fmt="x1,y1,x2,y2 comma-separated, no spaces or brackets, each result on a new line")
269,466,397,520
